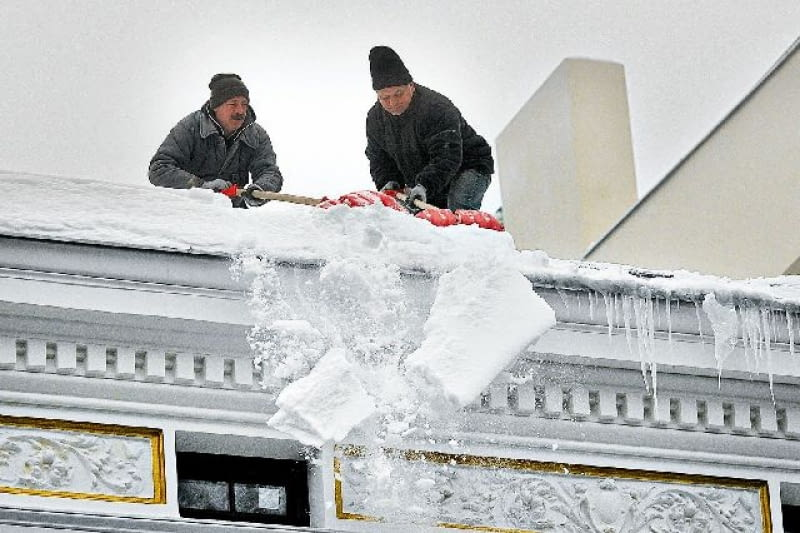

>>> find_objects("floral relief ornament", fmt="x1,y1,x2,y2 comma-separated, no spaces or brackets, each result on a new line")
0,432,145,495
339,454,765,533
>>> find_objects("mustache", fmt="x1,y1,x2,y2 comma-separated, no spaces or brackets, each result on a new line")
231,114,246,121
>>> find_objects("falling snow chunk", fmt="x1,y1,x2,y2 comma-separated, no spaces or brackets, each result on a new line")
404,261,556,408
268,347,376,447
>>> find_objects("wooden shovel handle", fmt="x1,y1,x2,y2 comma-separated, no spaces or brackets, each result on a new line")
247,189,323,206
395,192,437,211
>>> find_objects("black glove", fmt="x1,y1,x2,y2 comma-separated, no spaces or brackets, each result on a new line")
242,184,268,207
406,184,427,205
200,178,233,192
380,181,402,192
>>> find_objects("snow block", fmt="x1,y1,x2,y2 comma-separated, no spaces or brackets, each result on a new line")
404,262,555,408
268,347,376,447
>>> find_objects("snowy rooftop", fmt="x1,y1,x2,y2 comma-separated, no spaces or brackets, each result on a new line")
1,170,798,309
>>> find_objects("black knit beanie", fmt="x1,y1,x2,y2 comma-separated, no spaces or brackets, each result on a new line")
369,46,412,90
208,73,249,109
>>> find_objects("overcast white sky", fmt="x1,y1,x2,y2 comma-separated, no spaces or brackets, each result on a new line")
2,1,799,214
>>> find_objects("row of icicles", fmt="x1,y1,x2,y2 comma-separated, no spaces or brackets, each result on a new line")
555,288,798,406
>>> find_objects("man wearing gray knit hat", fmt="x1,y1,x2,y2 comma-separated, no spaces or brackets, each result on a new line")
365,46,494,211
148,73,282,208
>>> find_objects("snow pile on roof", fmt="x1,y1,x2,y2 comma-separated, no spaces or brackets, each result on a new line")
1,171,796,306
0,171,516,272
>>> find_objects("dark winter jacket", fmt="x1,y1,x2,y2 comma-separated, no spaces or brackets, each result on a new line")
365,84,494,208
148,103,282,206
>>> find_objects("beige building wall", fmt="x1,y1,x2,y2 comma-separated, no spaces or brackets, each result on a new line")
586,44,800,278
496,58,637,258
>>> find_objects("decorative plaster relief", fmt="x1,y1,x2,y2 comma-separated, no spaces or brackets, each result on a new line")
0,416,164,503
335,447,770,532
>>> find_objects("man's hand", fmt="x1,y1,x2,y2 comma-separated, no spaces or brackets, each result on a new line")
380,181,402,192
406,184,427,205
242,184,269,207
200,178,233,192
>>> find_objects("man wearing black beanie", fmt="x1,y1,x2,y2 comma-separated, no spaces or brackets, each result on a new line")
148,73,283,208
365,46,494,210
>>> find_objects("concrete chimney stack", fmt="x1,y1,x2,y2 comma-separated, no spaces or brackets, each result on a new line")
496,58,637,258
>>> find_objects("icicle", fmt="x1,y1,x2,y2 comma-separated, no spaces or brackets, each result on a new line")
622,295,633,352
761,308,776,404
744,304,761,373
588,291,595,321
651,361,658,416
753,305,763,367
772,309,779,342
694,300,704,344
621,295,643,390
603,292,614,340
647,295,656,359
556,288,570,314
735,305,747,372
645,295,658,406
632,294,657,397
787,310,796,360
665,297,673,347
701,293,738,389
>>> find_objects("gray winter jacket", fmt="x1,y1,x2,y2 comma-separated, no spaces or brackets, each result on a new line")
148,103,282,200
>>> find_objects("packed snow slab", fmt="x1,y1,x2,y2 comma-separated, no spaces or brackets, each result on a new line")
405,262,556,407
268,347,376,448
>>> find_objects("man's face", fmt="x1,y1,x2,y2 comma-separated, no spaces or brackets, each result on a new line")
376,83,415,116
213,96,249,135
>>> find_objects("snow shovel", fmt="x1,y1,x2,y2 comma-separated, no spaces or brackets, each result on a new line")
221,185,504,231
222,184,407,211
316,189,503,231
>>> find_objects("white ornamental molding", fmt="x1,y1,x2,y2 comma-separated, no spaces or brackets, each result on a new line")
0,416,165,503
335,447,770,532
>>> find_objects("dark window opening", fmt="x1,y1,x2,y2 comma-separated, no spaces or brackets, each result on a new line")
176,452,309,527
785,505,800,532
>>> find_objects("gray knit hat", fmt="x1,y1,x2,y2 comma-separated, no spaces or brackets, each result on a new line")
209,73,249,108
369,46,412,90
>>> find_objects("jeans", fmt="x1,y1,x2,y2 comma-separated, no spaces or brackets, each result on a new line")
447,169,491,211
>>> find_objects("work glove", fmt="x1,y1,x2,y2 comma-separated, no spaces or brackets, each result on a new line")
200,178,233,192
380,180,402,192
406,184,427,206
242,183,269,207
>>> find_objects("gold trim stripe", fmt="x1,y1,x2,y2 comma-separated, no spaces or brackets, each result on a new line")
0,415,166,504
